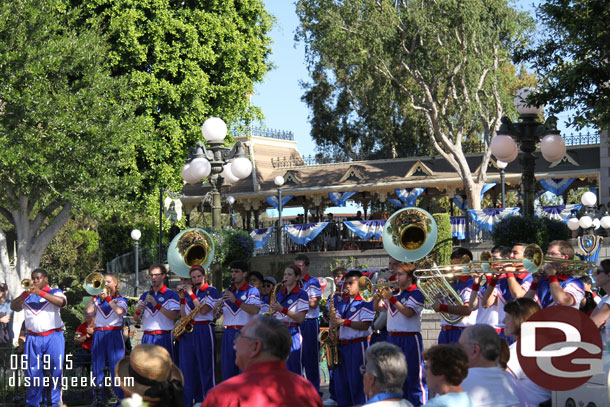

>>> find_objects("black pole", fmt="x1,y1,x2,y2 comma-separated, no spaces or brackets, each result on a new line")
158,187,163,263
500,169,506,208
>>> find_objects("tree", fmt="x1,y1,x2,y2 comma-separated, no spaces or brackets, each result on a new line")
71,0,274,213
515,0,610,129
296,0,533,209
0,0,147,297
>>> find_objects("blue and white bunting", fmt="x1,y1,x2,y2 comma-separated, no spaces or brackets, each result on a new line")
388,198,405,208
535,204,582,223
453,195,467,211
395,188,425,207
343,220,386,239
250,227,275,249
539,178,575,196
266,195,294,209
467,207,521,232
481,183,497,199
450,217,466,240
284,222,329,245
329,191,356,207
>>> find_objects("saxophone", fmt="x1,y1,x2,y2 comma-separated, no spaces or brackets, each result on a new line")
262,281,285,317
319,292,340,369
172,292,209,338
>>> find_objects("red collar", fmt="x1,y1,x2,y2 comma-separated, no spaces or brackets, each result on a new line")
548,274,569,281
302,274,311,282
155,285,167,294
232,282,249,292
198,283,209,292
346,294,362,302
459,276,470,283
42,285,51,293
405,284,417,292
516,272,528,280
389,275,397,281
282,285,300,295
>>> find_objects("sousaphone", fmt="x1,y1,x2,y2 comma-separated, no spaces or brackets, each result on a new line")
382,207,438,262
167,228,215,278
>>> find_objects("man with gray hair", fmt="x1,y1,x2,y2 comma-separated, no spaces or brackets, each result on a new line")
458,324,521,407
203,315,322,407
362,342,414,406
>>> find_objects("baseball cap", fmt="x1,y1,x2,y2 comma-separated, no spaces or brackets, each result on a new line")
0,283,7,291
263,276,277,285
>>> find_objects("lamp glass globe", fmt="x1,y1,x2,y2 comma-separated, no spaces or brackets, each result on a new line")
227,195,235,205
181,163,200,184
567,217,580,231
189,157,211,180
221,162,240,184
130,229,141,241
600,215,610,229
201,117,228,142
490,135,518,162
231,157,253,179
540,134,566,163
593,218,601,230
578,216,593,230
514,88,542,115
274,175,285,186
581,191,597,207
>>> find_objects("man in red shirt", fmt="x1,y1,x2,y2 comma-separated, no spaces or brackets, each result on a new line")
203,315,322,407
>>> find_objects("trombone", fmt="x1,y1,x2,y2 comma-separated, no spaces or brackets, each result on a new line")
358,276,401,302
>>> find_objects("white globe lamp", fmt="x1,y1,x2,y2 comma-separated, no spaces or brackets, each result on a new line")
231,156,253,179
201,117,228,142
540,134,566,163
490,135,518,163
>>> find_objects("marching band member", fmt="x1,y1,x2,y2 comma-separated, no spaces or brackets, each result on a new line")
501,243,534,300
177,265,219,407
369,256,402,346
433,248,475,345
11,268,67,407
85,273,128,406
133,264,179,357
376,263,428,407
324,266,346,407
524,240,584,309
333,269,374,407
270,264,309,375
220,260,261,380
295,254,323,392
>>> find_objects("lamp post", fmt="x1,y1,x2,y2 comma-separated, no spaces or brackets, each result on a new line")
275,175,285,255
181,117,253,228
497,160,507,208
490,88,567,217
227,195,235,228
567,192,610,235
130,229,141,296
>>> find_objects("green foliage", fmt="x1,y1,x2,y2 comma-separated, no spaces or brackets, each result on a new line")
98,221,159,264
0,0,147,215
432,213,452,266
40,217,102,285
492,215,569,252
515,0,610,128
296,0,534,183
206,228,254,288
68,0,274,212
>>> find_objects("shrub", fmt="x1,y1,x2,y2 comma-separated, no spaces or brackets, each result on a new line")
433,213,452,265
491,215,565,252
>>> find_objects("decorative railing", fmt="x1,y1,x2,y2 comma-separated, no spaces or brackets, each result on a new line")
562,132,600,146
271,153,371,168
106,244,168,275
235,127,294,141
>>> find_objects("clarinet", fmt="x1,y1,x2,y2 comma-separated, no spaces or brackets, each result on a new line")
134,284,154,329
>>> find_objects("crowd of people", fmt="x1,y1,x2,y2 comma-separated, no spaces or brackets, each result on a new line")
7,237,610,407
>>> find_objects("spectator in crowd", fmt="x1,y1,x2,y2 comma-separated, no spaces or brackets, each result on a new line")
361,342,413,407
0,283,13,365
422,345,472,407
202,315,322,407
115,344,184,407
591,260,610,328
579,275,601,315
503,298,549,407
326,213,340,251
123,318,133,355
459,324,521,407
73,318,94,363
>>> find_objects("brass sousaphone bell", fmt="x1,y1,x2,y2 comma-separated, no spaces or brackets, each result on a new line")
84,272,106,296
167,228,215,278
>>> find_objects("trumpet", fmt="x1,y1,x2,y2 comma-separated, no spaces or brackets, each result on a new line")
21,279,33,290
358,276,401,302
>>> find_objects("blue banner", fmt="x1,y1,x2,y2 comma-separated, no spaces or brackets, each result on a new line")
343,220,386,239
285,222,329,245
250,227,275,249
467,207,521,232
535,204,582,223
450,217,466,240
453,195,467,211
395,188,425,207
266,195,294,209
329,192,356,207
539,178,575,196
